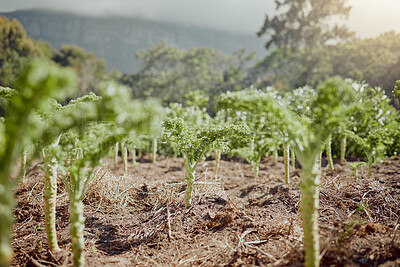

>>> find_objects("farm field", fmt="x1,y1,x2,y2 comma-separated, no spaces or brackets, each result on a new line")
2,2,400,266
12,155,400,266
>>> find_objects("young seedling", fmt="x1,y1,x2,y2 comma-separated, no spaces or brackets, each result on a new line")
55,83,163,267
56,124,116,267
217,88,283,179
37,93,102,253
349,162,366,181
343,84,398,177
210,110,228,179
0,59,77,266
217,77,354,266
162,118,250,207
161,102,210,160
335,81,368,165
119,136,145,172
41,137,62,253
284,78,354,267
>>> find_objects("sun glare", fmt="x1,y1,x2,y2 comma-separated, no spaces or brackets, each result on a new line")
350,0,400,37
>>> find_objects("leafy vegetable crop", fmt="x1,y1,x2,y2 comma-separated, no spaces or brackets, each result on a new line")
162,118,250,207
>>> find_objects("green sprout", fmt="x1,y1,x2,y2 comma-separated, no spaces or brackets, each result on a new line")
348,162,366,181
344,85,398,177
217,88,284,180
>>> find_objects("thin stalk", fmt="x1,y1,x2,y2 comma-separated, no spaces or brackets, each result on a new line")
43,157,61,252
319,151,322,171
62,167,95,267
109,146,113,158
273,149,278,164
130,146,138,166
283,144,290,184
152,138,157,164
254,163,260,179
0,177,13,267
114,142,119,169
122,144,128,175
213,149,221,179
78,148,83,159
250,138,254,171
300,155,321,267
21,150,27,180
184,158,198,208
326,135,334,171
340,136,346,164
69,197,85,267
291,149,296,169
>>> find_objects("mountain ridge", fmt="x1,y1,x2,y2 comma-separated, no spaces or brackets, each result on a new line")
1,9,266,72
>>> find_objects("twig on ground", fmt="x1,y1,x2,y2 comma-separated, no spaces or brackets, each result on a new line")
47,249,62,265
30,257,45,267
30,257,59,267
243,241,277,261
14,216,33,231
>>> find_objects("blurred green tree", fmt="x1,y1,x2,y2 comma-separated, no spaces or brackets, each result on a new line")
120,42,254,113
257,0,354,52
250,31,400,98
256,0,354,87
52,44,106,96
0,16,47,86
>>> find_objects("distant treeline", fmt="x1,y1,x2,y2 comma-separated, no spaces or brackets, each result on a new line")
1,16,399,111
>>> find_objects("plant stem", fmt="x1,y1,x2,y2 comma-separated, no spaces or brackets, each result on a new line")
340,136,346,164
254,163,260,179
273,149,278,164
130,146,138,166
319,150,322,171
69,197,85,267
21,150,27,180
184,159,197,208
78,148,83,159
114,142,119,169
250,138,254,171
122,144,128,175
300,155,321,267
327,135,334,171
43,157,61,252
291,149,296,169
213,149,221,179
283,144,290,184
152,138,157,164
0,177,13,267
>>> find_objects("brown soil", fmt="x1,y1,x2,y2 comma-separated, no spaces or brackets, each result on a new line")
11,155,400,266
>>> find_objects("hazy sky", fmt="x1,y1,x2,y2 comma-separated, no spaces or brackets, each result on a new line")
1,0,400,37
